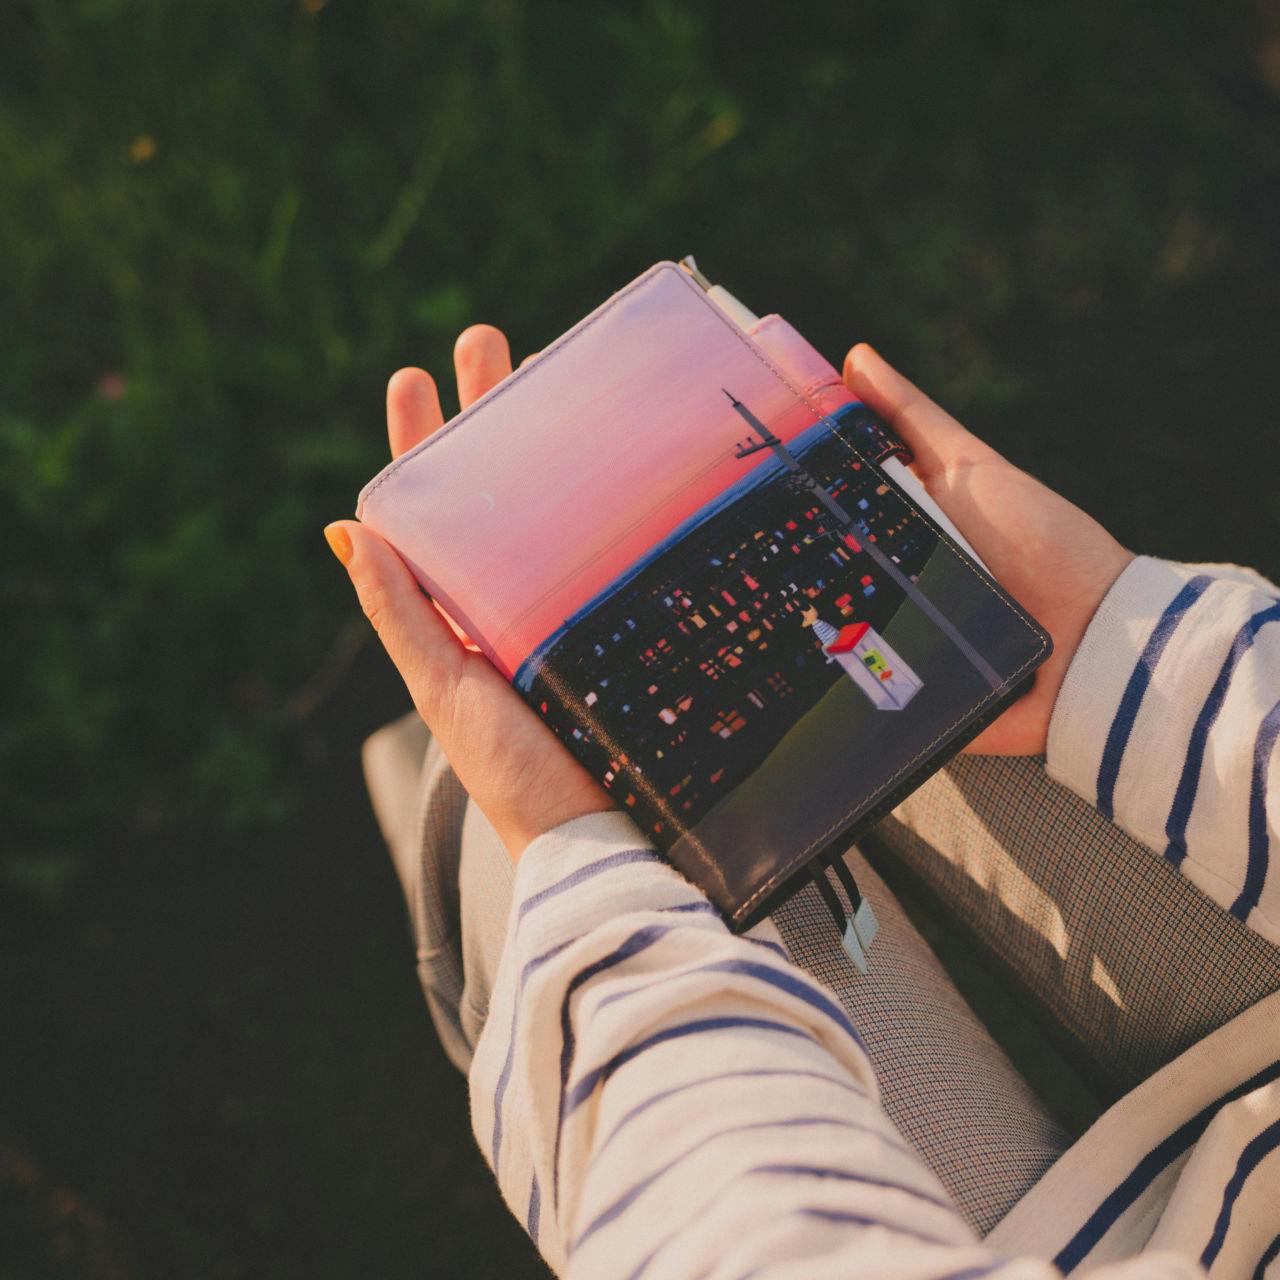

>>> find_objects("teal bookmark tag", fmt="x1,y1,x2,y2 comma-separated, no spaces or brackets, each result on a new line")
841,918,869,973
840,899,879,974
852,898,878,951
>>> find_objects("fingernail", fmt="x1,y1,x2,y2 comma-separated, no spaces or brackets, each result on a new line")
324,523,353,567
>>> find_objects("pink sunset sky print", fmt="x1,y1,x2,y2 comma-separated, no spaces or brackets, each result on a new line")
362,266,843,677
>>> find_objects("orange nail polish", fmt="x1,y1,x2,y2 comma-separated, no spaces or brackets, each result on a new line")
324,523,353,566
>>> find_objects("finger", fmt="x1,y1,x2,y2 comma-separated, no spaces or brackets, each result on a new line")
324,520,466,724
387,367,444,459
454,324,513,409
842,343,993,482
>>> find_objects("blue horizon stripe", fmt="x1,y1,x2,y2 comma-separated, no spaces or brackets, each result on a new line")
1231,699,1280,923
592,956,866,1050
1095,575,1212,820
1165,602,1280,868
1200,1114,1280,1268
1254,1231,1280,1280
552,924,672,1209
1054,1055,1280,1272
572,1114,900,1255
491,934,576,1168
594,1066,874,1160
518,847,659,922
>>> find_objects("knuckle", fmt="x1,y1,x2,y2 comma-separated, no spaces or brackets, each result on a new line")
358,581,394,633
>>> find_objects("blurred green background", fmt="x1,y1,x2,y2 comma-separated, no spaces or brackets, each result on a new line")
3,1,1279,1275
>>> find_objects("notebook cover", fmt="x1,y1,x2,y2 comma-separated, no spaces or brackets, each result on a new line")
357,262,1051,929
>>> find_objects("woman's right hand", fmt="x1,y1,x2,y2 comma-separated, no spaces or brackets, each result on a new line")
324,327,614,863
843,344,1134,755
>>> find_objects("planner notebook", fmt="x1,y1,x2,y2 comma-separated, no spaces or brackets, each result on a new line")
357,261,1051,950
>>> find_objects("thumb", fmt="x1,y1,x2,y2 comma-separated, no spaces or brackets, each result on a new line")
842,343,995,483
323,520,465,722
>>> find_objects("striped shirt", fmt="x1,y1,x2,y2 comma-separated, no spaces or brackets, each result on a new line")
469,557,1280,1279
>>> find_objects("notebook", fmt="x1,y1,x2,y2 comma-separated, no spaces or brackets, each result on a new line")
357,260,1051,955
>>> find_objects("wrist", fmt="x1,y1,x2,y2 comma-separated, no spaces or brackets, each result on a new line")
499,789,618,863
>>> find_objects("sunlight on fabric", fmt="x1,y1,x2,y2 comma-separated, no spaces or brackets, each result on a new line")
1090,955,1126,1010
895,771,1071,960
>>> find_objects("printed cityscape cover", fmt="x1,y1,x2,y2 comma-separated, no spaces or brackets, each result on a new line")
357,263,1050,926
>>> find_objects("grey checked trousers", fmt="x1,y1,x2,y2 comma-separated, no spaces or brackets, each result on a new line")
363,715,1280,1236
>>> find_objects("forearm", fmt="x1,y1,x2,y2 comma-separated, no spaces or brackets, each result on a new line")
467,812,1199,1279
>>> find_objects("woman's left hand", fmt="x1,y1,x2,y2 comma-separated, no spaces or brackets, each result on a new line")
324,326,613,861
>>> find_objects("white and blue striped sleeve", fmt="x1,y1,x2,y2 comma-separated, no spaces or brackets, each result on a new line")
1047,556,1280,946
465,811,1198,1279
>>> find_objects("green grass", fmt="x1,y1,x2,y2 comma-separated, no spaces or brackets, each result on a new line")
4,0,1277,893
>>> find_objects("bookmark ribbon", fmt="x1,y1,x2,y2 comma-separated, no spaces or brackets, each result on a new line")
809,856,878,974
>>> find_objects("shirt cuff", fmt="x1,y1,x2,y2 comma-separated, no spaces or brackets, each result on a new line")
1045,556,1211,812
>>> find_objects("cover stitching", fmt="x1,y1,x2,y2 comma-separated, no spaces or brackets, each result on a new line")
731,638,1043,921
357,263,1048,917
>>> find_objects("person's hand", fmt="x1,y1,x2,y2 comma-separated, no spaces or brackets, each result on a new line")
324,326,613,861
843,344,1134,754
327,331,1132,860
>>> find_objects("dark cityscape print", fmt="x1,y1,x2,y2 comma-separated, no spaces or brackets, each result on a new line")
514,401,941,848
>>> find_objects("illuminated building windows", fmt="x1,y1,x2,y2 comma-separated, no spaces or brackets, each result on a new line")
767,671,794,698
585,690,598,707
